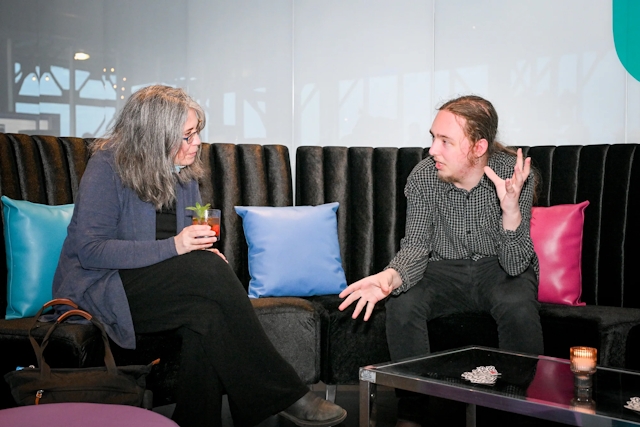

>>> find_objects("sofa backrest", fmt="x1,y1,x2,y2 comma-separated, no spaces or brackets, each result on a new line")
0,133,293,314
296,144,640,308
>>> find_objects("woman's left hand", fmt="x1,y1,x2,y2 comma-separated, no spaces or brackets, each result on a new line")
207,248,228,263
174,224,217,254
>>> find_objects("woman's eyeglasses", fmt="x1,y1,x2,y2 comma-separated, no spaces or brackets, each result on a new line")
183,118,202,145
183,131,199,145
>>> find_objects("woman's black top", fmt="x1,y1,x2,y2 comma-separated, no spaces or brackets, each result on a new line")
156,201,177,240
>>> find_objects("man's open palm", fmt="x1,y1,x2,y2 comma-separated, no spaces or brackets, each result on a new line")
483,148,530,215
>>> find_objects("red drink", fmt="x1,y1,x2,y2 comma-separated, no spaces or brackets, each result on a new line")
192,208,221,242
207,217,221,238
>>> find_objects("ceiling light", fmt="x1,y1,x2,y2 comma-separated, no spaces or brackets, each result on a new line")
74,52,90,61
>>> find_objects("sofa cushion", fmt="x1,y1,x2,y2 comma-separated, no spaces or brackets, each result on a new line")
531,201,589,306
235,202,347,298
625,324,640,371
539,303,640,368
251,297,321,384
1,196,73,319
305,294,390,385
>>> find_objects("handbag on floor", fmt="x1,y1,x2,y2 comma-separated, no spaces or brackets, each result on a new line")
4,298,158,408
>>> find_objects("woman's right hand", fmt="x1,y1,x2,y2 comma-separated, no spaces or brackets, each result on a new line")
174,224,218,255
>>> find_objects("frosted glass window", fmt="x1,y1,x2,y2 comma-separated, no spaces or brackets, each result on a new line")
51,66,70,90
16,103,39,114
103,78,118,100
19,74,40,96
453,65,488,97
300,84,320,146
582,51,625,144
629,75,640,144
14,63,22,83
536,58,552,95
76,105,115,137
434,70,450,103
369,75,398,120
339,80,364,139
558,54,579,93
39,103,71,136
243,100,266,139
403,72,430,146
75,70,90,91
0,0,635,146
40,73,62,96
224,93,236,126
79,79,111,100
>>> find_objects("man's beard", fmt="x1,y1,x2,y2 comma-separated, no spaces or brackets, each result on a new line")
437,171,455,184
435,157,477,185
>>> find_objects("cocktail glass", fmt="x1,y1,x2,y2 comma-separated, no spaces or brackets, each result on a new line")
192,208,221,243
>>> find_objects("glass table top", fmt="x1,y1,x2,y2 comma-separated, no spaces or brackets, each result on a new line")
361,346,640,426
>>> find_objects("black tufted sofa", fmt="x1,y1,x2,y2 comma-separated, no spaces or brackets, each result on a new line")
0,133,320,409
297,144,640,395
2,134,640,409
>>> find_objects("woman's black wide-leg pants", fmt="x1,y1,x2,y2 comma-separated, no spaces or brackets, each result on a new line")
120,251,308,427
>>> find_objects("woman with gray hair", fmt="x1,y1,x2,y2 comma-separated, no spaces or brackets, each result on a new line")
52,85,346,427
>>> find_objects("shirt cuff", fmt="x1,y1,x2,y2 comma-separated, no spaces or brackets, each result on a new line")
384,264,410,295
500,220,526,241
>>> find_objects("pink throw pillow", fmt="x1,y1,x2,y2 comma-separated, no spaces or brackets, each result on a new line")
530,201,589,306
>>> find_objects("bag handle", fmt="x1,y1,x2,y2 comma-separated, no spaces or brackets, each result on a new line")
28,300,119,379
27,298,78,366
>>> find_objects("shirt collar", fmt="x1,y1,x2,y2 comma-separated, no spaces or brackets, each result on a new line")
439,154,497,194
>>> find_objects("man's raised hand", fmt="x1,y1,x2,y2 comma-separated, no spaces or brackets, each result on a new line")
483,148,530,230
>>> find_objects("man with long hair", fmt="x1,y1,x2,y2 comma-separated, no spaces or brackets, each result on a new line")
338,95,543,426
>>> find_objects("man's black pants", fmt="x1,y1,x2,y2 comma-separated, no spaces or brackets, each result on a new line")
385,257,543,423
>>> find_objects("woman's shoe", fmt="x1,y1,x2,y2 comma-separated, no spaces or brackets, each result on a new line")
279,391,347,426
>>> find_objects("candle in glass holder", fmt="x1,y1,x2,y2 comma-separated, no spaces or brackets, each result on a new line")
571,398,596,414
570,346,597,374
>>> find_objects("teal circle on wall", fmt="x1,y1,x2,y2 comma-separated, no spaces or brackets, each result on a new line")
613,0,640,82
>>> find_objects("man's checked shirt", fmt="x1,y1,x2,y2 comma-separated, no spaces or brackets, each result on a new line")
386,150,538,294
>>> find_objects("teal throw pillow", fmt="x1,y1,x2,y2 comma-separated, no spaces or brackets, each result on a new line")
1,196,74,319
235,202,347,298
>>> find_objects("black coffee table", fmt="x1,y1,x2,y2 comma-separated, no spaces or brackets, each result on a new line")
359,346,640,427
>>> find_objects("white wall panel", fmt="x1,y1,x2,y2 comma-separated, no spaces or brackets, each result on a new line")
433,0,627,147
186,0,293,146
628,74,640,144
0,0,637,148
293,0,434,149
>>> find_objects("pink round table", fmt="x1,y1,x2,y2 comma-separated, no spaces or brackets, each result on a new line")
0,402,179,427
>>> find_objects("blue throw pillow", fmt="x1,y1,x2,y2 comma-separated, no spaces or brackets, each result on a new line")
1,196,74,319
235,202,347,298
